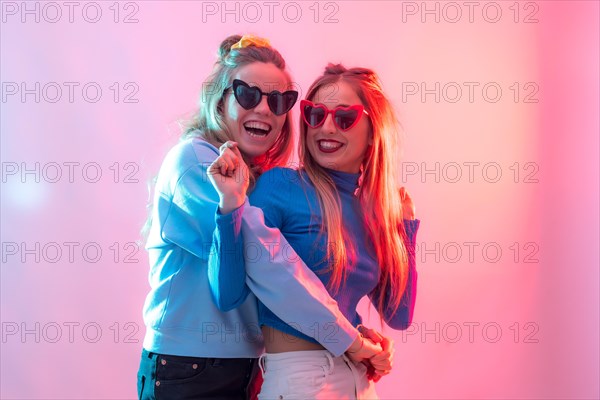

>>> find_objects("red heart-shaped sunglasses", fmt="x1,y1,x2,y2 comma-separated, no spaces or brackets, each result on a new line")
300,100,369,132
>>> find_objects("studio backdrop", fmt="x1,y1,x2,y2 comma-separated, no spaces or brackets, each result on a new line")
1,1,599,399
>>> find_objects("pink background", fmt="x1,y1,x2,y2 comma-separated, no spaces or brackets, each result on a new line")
1,1,598,399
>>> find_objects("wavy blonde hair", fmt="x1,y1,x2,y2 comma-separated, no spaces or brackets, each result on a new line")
185,34,295,183
299,64,410,318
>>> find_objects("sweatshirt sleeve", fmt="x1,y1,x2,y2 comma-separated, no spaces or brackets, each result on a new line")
241,204,358,357
369,219,421,330
209,168,358,356
207,200,251,311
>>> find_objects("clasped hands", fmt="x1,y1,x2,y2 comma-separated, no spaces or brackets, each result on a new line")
345,325,395,382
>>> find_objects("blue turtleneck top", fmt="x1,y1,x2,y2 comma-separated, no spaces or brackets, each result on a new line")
209,167,420,344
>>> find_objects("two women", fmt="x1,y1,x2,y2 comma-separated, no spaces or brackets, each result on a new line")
209,64,420,399
138,35,386,400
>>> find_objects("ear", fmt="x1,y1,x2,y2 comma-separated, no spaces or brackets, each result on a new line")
368,132,374,146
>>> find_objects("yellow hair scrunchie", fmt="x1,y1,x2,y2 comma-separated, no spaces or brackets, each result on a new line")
230,35,271,50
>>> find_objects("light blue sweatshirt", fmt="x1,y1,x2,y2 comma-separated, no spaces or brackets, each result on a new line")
142,136,357,358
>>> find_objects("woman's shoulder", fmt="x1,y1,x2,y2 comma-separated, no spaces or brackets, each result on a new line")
171,135,218,163
155,136,218,194
161,136,218,174
258,166,301,185
252,167,305,202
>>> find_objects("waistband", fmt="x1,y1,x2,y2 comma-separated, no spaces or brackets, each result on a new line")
258,350,338,375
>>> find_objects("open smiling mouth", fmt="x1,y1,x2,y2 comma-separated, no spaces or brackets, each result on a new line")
318,140,344,153
244,121,272,138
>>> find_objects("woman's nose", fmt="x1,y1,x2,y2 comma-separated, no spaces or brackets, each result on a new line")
321,113,337,134
254,95,272,115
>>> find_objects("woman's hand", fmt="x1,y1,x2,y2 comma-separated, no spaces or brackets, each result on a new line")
367,335,394,381
207,141,250,214
355,325,394,382
345,333,383,364
347,325,394,382
399,187,416,220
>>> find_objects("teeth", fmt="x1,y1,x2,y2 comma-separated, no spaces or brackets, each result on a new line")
247,130,266,138
319,140,343,150
244,121,271,131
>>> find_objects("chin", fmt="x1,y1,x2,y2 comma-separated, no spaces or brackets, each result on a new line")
313,157,334,170
239,143,270,159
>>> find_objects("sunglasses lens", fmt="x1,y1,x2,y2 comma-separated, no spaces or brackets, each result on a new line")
334,109,359,130
303,104,326,127
268,91,298,115
234,82,261,110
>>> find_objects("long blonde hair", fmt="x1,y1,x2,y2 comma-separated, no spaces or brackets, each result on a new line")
299,64,410,318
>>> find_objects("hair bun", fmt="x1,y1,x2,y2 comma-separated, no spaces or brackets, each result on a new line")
324,63,347,75
218,35,243,60
324,63,375,78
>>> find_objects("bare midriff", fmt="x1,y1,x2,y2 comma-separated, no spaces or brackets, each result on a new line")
262,325,325,353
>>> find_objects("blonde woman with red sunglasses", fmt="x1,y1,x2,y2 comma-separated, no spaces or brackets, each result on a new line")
209,64,420,399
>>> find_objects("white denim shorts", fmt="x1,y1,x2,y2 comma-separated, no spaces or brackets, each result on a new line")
257,350,379,400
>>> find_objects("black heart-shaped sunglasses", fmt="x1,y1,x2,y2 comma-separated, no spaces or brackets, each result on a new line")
224,79,299,116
